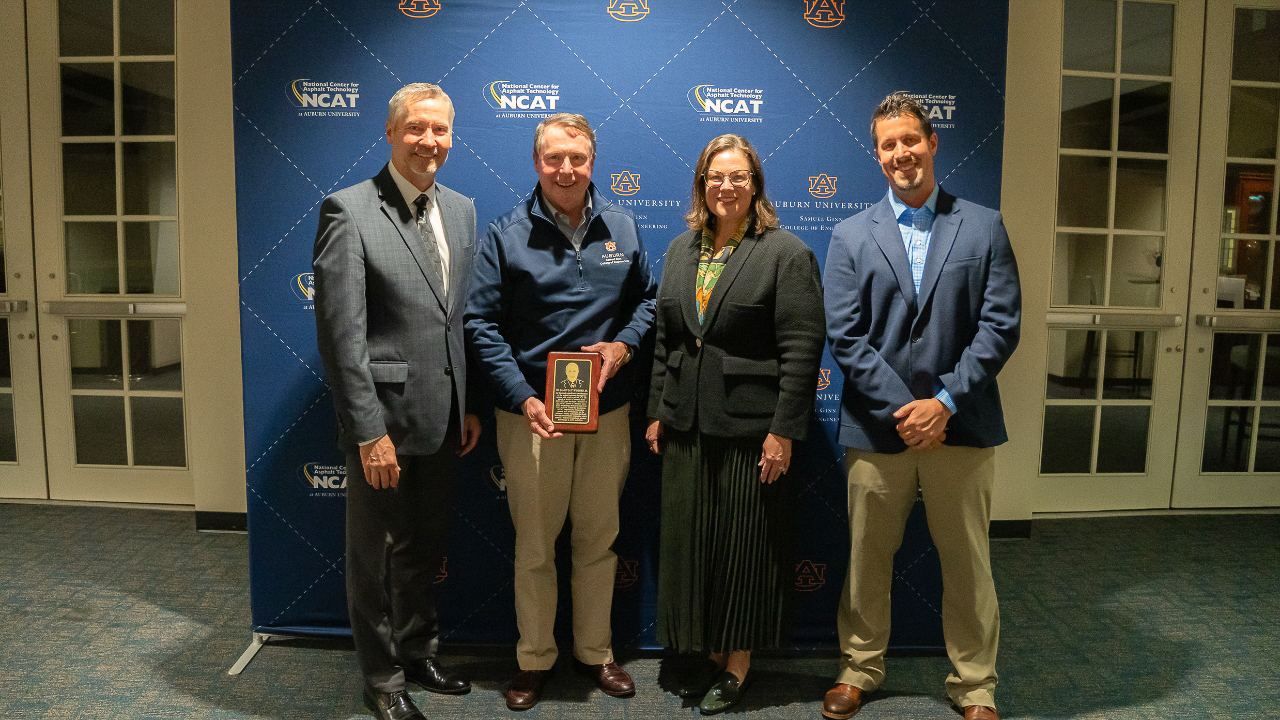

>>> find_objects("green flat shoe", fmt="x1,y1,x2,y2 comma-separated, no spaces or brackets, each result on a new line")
676,658,723,699
698,671,751,715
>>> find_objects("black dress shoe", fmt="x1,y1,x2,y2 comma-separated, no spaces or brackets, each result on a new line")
403,658,471,694
363,687,426,720
699,671,752,715
676,658,723,699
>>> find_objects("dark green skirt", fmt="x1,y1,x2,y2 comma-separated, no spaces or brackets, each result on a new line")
656,429,795,653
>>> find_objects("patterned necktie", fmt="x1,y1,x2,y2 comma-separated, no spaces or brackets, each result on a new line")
414,193,446,293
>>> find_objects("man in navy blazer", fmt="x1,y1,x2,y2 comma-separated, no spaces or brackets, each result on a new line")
821,93,1020,720
314,83,480,720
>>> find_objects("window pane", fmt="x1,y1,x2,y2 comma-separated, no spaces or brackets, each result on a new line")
59,0,113,57
1202,406,1252,472
1233,9,1280,82
1121,1,1174,76
131,397,185,467
1224,164,1274,235
1228,86,1279,159
1260,334,1280,401
1064,0,1117,72
1060,76,1113,151
63,143,116,216
1047,329,1099,399
127,319,182,391
121,142,175,215
1057,155,1111,228
124,221,179,294
1052,232,1107,306
1101,330,1155,399
1097,405,1149,472
69,318,122,390
1209,333,1259,401
0,317,9,388
1041,405,1095,473
0,393,14,462
1109,235,1162,308
61,63,114,136
1114,158,1166,231
120,0,174,55
121,63,174,135
1253,407,1280,472
1117,80,1170,153
65,221,119,294
73,395,127,465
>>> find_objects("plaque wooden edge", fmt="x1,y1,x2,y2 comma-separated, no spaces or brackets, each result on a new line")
545,352,602,433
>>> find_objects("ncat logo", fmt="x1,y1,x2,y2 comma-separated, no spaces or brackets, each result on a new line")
289,79,360,110
688,85,765,123
615,557,639,588
484,80,561,117
817,367,831,391
808,174,838,199
399,0,440,18
291,272,314,301
804,0,845,28
795,560,826,591
489,464,506,492
299,462,346,494
607,0,648,21
611,171,641,196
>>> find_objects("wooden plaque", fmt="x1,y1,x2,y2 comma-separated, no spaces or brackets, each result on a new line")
545,351,601,433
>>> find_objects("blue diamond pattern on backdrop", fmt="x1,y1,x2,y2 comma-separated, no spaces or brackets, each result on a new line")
232,0,1008,651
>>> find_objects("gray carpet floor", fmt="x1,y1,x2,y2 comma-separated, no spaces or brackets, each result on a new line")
1,503,1277,719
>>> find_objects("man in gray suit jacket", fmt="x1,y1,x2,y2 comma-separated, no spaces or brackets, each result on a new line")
313,83,480,720
821,93,1020,720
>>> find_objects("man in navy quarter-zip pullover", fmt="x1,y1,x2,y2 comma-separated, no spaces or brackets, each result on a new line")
465,113,656,712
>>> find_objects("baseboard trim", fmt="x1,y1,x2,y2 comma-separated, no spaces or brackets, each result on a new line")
990,519,1031,539
196,511,247,532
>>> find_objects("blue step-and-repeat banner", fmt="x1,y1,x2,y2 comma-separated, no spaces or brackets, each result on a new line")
232,0,1008,651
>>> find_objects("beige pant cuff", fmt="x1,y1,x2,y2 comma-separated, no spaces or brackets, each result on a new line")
835,668,879,693
952,689,997,710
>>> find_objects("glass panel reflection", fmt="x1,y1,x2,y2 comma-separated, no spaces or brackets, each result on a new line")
124,221,179,294
1060,76,1113,151
1209,333,1259,400
73,395,127,465
121,142,176,215
1218,242,1266,309
131,396,185,467
121,63,174,136
65,222,119,294
1064,0,1117,72
1228,87,1279,159
1057,155,1111,228
1109,236,1162,308
1097,405,1149,472
62,143,116,216
0,317,9,388
1233,9,1280,82
1260,334,1280,401
69,318,122,390
1202,405,1252,472
1121,1,1174,76
0,394,14,462
120,0,174,55
1117,80,1169,153
59,0,113,57
1223,164,1274,234
127,319,181,391
1052,233,1107,306
1253,407,1280,472
1114,159,1166,231
1101,330,1155,399
1046,329,1099,399
61,63,114,136
1041,405,1095,473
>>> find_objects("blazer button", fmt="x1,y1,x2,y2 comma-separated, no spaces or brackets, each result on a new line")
446,322,452,333
695,338,702,348
444,366,453,376
911,336,922,344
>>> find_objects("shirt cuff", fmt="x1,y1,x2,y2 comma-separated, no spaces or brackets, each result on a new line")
935,389,956,415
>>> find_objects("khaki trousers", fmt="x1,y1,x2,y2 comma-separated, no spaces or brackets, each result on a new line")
838,445,999,709
496,403,631,670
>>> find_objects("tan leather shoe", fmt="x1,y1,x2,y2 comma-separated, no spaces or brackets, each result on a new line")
504,669,552,711
576,660,635,697
964,705,1000,720
822,683,864,719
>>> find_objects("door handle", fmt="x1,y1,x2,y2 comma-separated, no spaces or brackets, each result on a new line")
1046,311,1184,327
1194,314,1280,331
42,301,186,316
0,300,29,314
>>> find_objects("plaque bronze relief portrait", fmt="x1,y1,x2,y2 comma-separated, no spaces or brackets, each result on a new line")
544,351,601,433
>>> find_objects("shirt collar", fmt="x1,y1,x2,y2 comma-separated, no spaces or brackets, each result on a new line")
887,183,940,225
542,189,593,230
388,161,436,209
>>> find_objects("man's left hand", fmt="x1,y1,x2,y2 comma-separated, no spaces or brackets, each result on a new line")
457,413,482,456
893,398,951,449
581,341,630,392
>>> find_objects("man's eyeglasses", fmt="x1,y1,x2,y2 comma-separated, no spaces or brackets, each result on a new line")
704,170,752,188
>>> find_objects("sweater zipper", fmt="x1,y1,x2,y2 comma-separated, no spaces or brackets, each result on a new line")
575,247,585,288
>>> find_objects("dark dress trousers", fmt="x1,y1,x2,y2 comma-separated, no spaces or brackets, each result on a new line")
313,164,477,692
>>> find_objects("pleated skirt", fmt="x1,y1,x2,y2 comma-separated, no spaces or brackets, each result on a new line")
656,429,796,654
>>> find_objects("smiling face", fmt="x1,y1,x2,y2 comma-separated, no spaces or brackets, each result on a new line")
565,362,579,383
873,113,938,207
534,124,594,215
387,97,452,190
702,149,754,234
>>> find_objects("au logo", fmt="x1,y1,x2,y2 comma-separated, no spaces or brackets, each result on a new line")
808,174,838,199
795,560,826,591
817,367,831,391
607,0,648,21
399,0,440,18
804,0,845,28
435,557,448,583
615,557,639,588
611,171,641,196
605,241,617,252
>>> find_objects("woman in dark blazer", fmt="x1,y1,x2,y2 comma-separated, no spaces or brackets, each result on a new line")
646,134,825,715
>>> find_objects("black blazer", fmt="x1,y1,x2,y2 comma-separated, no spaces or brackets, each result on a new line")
647,226,825,440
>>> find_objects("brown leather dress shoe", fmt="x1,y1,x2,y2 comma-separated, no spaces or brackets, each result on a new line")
822,683,864,719
576,660,635,697
963,705,1000,720
505,669,553,711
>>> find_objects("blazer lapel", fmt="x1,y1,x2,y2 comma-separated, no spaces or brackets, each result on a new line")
871,199,917,307
435,186,465,313
376,169,446,309
916,189,960,312
699,230,760,329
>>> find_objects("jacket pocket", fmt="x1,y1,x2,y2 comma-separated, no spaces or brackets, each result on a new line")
369,360,409,383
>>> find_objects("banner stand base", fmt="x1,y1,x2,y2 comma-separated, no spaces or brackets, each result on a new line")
228,632,277,675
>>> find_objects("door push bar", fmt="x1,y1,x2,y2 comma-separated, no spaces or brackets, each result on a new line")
0,300,29,314
1195,314,1280,331
43,301,186,316
1046,312,1184,328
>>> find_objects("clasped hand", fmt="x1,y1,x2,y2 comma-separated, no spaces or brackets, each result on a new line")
893,398,950,450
